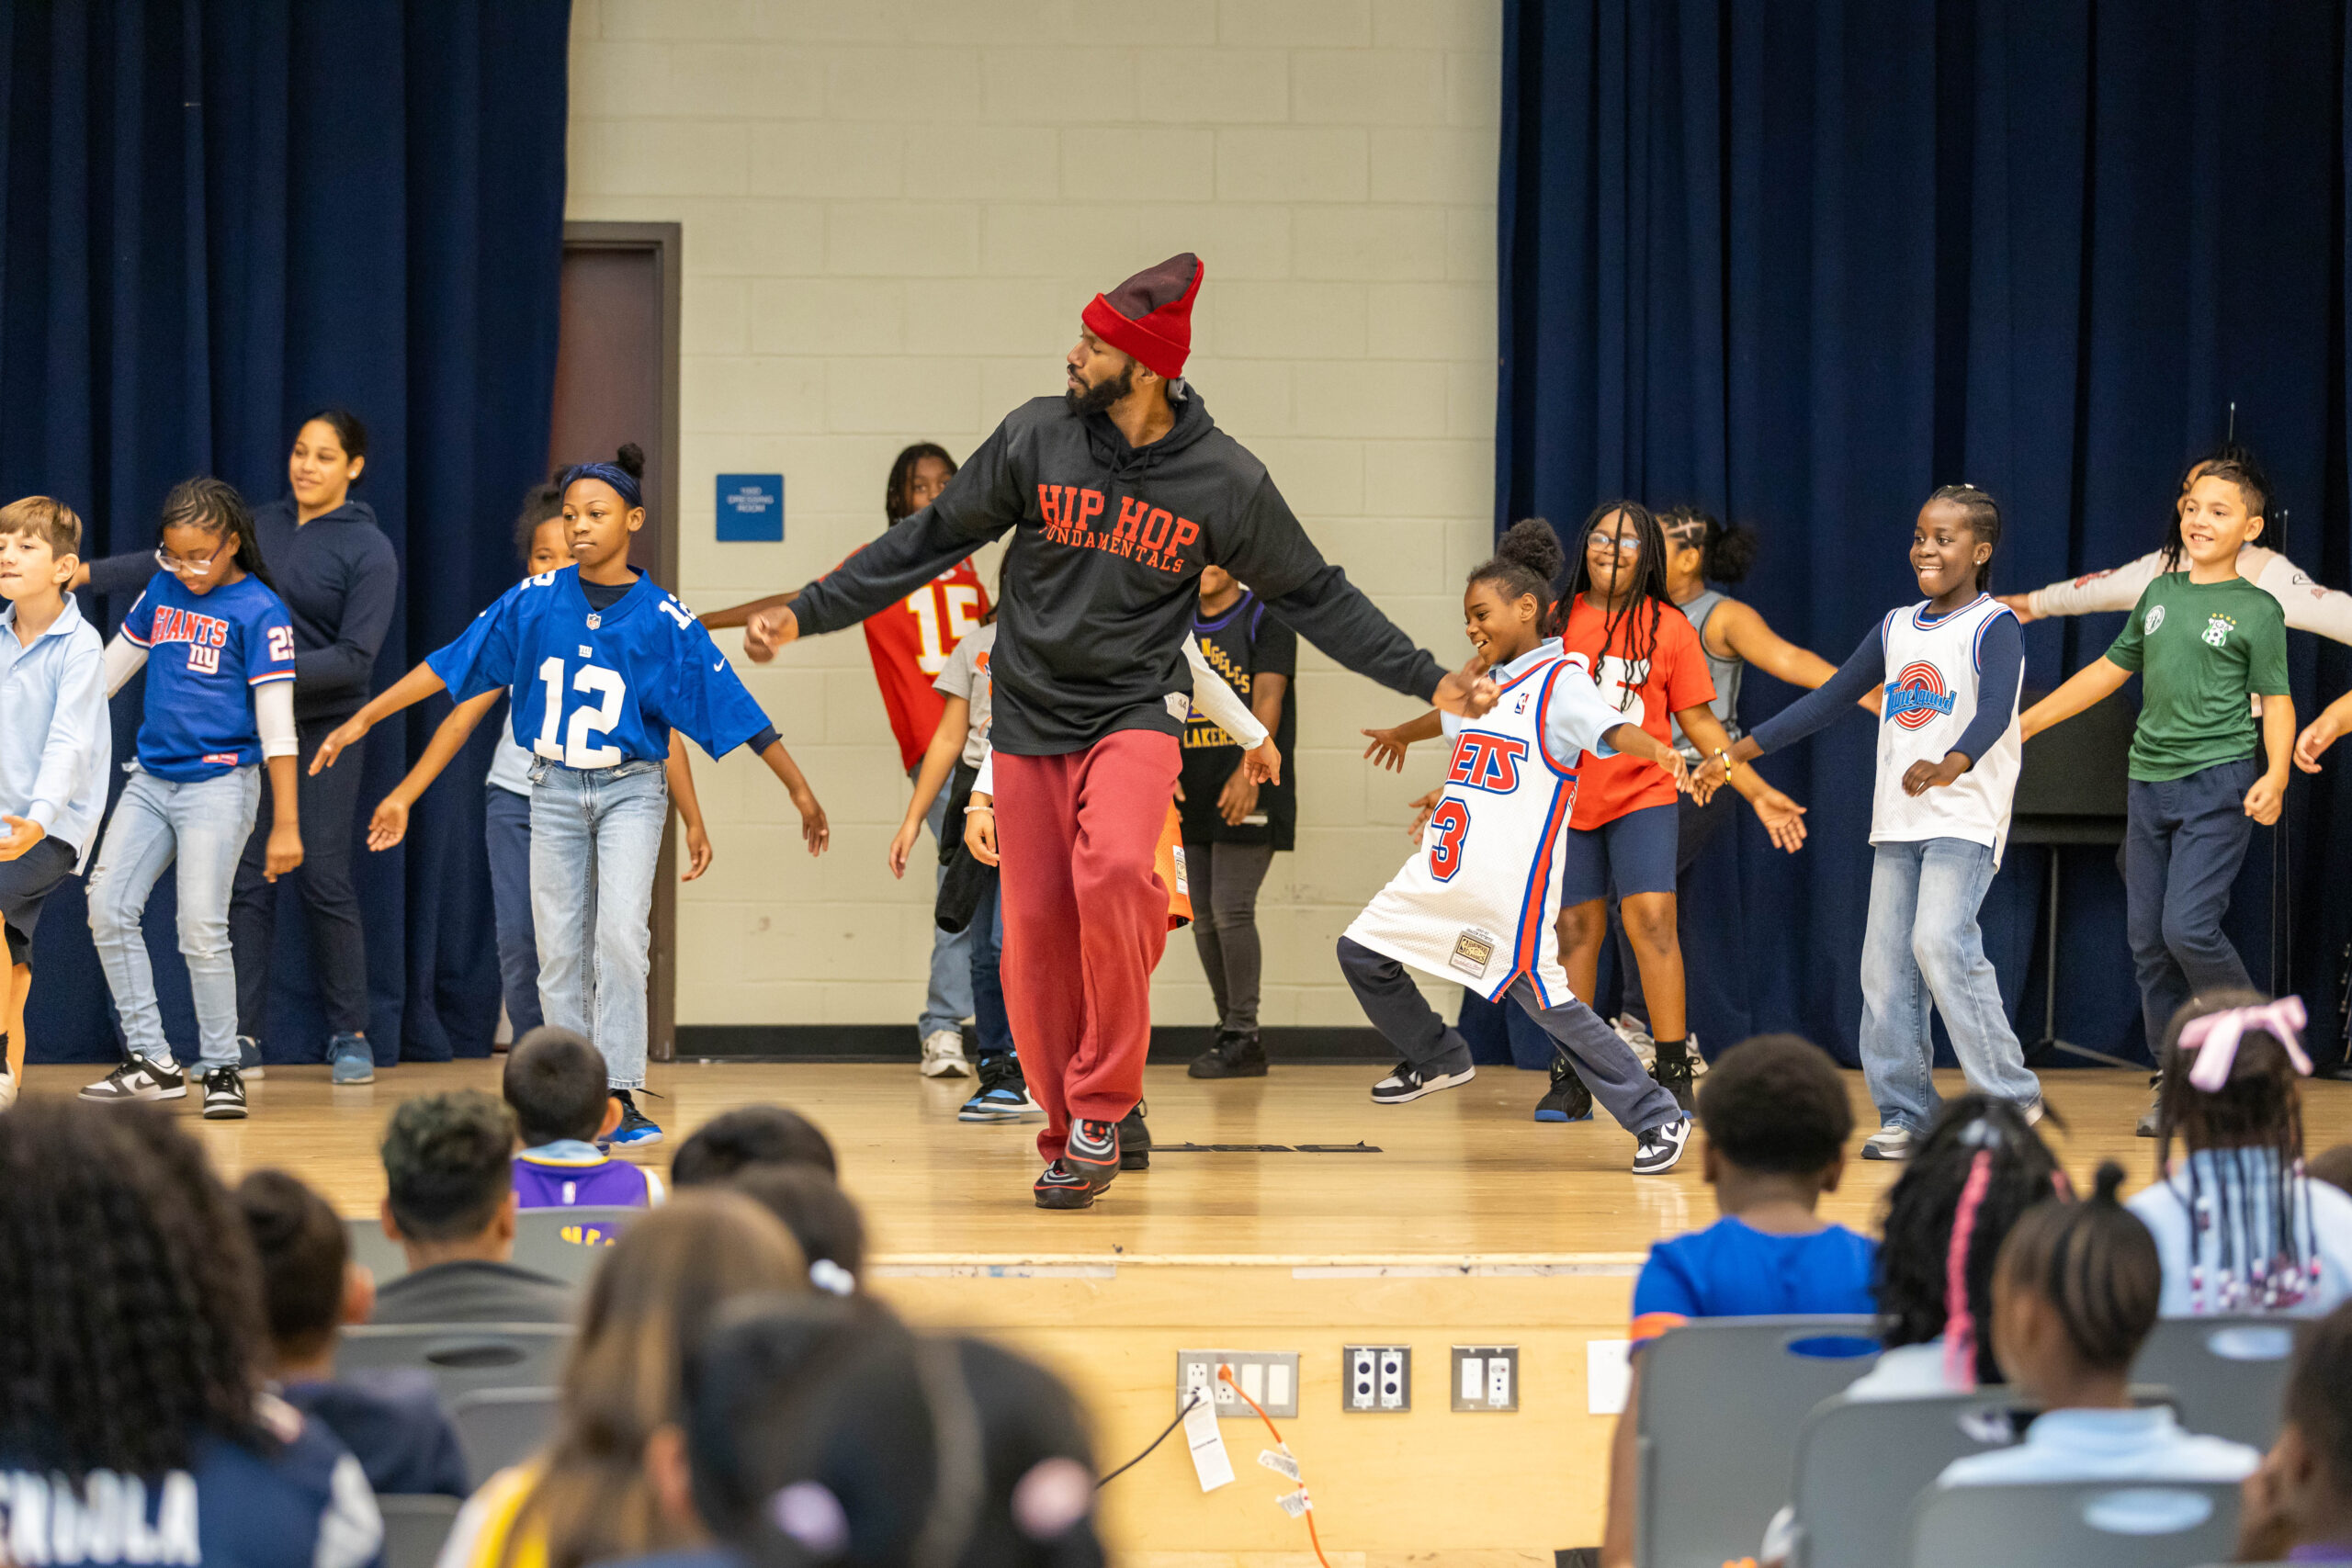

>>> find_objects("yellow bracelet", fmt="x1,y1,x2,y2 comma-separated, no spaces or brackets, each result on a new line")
1713,747,1737,773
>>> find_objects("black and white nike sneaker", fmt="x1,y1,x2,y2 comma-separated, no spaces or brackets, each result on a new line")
1369,1061,1475,1105
202,1066,248,1120
1064,1118,1121,1191
1034,1159,1095,1211
80,1055,187,1103
1631,1115,1692,1175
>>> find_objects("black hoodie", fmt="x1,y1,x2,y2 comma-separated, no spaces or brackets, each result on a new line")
793,392,1443,754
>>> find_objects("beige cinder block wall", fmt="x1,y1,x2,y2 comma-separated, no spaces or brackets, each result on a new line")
564,0,1501,1033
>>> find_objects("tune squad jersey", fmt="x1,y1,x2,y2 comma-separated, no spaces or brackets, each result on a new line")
861,556,990,771
1345,639,1624,1004
118,571,298,780
1873,595,2022,863
427,568,771,767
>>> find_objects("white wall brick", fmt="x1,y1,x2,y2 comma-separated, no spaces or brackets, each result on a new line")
568,0,1503,1028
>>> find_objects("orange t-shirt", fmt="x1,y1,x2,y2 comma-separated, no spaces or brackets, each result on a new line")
1557,594,1714,829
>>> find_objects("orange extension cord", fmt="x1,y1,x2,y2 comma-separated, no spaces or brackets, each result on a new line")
1216,1363,1335,1568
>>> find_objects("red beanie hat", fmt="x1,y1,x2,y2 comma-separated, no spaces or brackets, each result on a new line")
1081,254,1203,380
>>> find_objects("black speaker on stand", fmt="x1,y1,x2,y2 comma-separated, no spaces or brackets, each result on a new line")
2010,691,2139,1067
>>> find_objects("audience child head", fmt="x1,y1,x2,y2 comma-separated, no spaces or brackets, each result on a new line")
0,495,85,615
1874,1094,2065,1388
0,1100,265,1477
379,1089,522,1268
2153,989,2321,1312
238,1168,371,1382
1695,1033,1855,1220
733,1164,868,1296
2238,1302,2352,1561
1988,1162,2160,1409
505,1025,620,1147
510,1190,809,1568
673,1104,839,1185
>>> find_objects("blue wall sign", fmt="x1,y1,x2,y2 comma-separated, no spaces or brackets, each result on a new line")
716,473,784,541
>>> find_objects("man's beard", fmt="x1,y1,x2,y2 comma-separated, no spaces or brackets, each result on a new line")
1064,360,1135,417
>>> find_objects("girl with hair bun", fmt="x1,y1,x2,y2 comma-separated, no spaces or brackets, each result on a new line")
314,446,831,1148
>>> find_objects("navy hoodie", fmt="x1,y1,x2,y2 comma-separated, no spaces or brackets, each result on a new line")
88,496,400,723
794,390,1442,753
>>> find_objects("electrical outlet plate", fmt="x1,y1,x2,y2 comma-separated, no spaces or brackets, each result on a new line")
1451,1345,1520,1411
1343,1345,1411,1411
1177,1349,1301,1419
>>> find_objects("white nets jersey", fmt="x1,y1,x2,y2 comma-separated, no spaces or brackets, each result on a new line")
1873,594,2023,863
1346,651,1597,1006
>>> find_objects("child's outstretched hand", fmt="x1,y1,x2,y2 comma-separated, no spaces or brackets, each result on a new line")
1993,592,2039,624
1362,725,1413,772
887,818,922,879
1751,786,1808,853
965,797,999,866
792,787,830,855
1242,736,1282,785
311,716,367,775
265,825,304,881
1902,753,1971,796
1406,786,1443,841
2296,709,2346,773
367,796,411,852
2244,772,2286,826
682,819,713,881
1657,747,1693,796
1691,753,1729,797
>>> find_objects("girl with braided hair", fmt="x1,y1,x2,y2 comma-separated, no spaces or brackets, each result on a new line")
0,1098,382,1565
2128,990,2352,1316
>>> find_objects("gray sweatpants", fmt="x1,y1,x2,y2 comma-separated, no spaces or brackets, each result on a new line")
1337,936,1683,1135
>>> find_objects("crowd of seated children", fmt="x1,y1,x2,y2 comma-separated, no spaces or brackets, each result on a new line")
236,1168,469,1496
669,1101,839,1184
505,1024,664,1209
374,1089,572,1325
2132,991,2352,1316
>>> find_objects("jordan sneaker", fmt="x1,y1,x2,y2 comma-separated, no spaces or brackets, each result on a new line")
608,1089,663,1148
1632,1115,1692,1175
958,1055,1041,1122
1533,1055,1593,1122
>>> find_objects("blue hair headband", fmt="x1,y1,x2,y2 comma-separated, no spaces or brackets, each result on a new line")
558,461,642,510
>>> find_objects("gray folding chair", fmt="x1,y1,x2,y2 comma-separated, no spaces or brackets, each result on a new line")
1908,1478,2241,1568
376,1494,461,1568
2132,1314,2306,1450
449,1386,560,1488
346,1216,409,1282
511,1205,640,1284
1634,1315,1881,1568
1786,1388,2026,1568
339,1323,573,1408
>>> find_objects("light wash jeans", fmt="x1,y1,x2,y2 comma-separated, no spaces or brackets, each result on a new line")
529,757,665,1089
918,769,975,1037
1860,837,2042,1132
86,765,260,1070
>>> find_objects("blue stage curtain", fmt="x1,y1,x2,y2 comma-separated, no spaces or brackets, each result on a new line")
1498,0,2352,1066
6,0,570,1064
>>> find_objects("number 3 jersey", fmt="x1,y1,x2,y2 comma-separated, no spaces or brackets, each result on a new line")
428,567,773,768
119,570,297,780
1344,638,1626,1004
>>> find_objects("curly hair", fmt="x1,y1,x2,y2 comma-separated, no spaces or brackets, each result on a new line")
1558,501,1676,710
1695,1033,1853,1175
0,1100,266,1476
1467,518,1566,626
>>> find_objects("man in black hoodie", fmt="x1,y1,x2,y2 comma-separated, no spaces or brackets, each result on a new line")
744,254,1494,1210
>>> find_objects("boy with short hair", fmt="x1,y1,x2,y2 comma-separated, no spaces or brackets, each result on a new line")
504,1025,662,1209
236,1168,469,1497
374,1089,572,1325
2021,460,2294,1133
670,1103,839,1186
0,497,107,1111
1600,1034,1879,1567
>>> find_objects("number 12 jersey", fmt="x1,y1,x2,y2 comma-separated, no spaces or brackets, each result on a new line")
427,567,774,767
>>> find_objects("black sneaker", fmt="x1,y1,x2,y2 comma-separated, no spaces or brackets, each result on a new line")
608,1089,663,1149
1532,1055,1592,1122
1065,1118,1120,1191
80,1055,187,1103
202,1066,248,1120
1632,1115,1692,1175
1188,1030,1268,1078
958,1055,1042,1122
2134,1075,2162,1138
1653,1040,1696,1113
1369,1060,1475,1105
1118,1101,1152,1170
1034,1160,1094,1211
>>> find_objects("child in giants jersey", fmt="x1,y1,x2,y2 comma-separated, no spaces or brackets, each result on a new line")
1707,486,2043,1158
79,479,302,1121
1339,520,1696,1175
317,446,828,1148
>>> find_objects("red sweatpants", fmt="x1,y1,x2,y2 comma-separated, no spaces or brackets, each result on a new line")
993,729,1182,1162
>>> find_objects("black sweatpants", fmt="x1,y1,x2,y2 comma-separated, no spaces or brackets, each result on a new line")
231,717,370,1045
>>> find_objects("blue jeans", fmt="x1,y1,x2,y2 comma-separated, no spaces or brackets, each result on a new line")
1859,837,2041,1131
968,869,1013,1062
85,766,260,1069
529,758,665,1089
920,773,975,1036
2124,757,2258,1054
484,784,542,1038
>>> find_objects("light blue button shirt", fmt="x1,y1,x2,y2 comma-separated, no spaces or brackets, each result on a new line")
0,594,109,871
1938,1405,2256,1488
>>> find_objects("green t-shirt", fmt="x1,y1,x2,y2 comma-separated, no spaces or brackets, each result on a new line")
2105,572,2290,782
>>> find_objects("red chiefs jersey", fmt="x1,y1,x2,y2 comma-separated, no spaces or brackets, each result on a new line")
861,557,989,770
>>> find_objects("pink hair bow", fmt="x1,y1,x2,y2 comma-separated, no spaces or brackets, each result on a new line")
2178,996,2311,1093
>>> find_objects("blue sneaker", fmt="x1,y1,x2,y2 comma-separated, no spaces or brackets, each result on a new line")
237,1034,266,1080
607,1088,663,1147
327,1032,375,1085
958,1056,1041,1122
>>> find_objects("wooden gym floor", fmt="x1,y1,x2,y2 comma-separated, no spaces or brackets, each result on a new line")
27,1061,2350,1563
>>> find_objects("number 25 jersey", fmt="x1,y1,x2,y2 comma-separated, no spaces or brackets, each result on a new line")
119,570,297,780
427,567,773,766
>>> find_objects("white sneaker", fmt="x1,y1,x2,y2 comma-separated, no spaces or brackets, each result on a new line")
0,1063,17,1111
1614,1014,1657,1072
1686,1030,1707,1080
920,1029,973,1078
1862,1123,1916,1161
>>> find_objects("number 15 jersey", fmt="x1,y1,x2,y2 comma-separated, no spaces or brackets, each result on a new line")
1344,639,1625,1005
428,567,774,767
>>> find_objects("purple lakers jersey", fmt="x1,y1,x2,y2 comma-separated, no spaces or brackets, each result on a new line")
511,1146,658,1211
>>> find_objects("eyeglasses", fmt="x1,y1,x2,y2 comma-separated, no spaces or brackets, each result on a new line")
1588,535,1643,556
154,541,227,578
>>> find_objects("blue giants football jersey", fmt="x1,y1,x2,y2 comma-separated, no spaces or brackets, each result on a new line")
426,568,772,765
119,571,298,780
